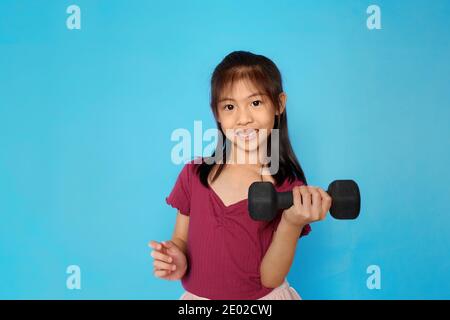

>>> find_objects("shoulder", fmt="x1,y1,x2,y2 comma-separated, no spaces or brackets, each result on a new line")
290,179,305,188
183,156,205,170
277,176,305,191
178,156,205,180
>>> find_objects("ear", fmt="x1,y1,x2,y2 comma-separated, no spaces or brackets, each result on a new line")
277,92,287,115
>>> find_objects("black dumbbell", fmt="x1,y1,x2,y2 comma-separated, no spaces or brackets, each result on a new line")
248,180,360,221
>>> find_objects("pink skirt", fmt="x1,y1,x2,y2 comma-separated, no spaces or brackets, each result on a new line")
179,280,302,300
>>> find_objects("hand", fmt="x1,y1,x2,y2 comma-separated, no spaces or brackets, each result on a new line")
282,185,332,227
149,240,187,281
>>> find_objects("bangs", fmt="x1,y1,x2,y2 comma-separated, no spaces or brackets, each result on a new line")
211,66,279,116
198,51,307,188
219,66,270,97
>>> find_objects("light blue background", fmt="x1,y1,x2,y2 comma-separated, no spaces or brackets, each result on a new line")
1,0,449,299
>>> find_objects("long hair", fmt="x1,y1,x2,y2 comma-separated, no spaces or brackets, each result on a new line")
196,50,307,188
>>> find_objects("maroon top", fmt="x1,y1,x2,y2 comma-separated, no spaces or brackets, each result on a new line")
165,159,311,300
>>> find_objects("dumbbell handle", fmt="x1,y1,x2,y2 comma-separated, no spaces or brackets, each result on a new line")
278,191,294,210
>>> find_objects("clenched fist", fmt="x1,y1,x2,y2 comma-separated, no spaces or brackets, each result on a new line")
282,185,332,227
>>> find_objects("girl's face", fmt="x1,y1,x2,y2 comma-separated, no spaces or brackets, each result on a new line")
216,79,286,161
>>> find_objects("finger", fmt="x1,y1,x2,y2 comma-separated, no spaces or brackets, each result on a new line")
317,188,332,210
292,186,302,209
299,186,312,212
162,241,181,255
154,260,176,271
154,270,169,278
309,187,322,220
317,188,332,220
161,240,175,250
150,250,173,263
148,240,162,251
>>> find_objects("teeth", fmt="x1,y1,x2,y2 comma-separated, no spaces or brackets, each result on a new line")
237,129,257,136
236,129,258,139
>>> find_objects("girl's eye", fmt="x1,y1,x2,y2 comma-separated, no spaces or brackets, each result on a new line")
224,104,234,111
252,100,262,107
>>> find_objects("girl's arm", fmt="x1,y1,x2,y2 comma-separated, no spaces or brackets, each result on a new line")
260,185,332,288
260,213,305,288
171,211,189,255
149,211,189,280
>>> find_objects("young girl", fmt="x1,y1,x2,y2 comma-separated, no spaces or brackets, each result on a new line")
149,51,332,300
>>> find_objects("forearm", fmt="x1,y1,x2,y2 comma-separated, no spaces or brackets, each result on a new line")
260,214,305,288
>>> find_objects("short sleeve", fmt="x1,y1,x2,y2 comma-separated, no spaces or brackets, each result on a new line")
300,223,312,237
165,162,193,216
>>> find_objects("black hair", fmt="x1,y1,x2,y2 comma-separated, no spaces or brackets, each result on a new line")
196,50,307,188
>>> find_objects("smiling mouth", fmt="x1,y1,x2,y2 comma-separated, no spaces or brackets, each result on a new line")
235,129,258,141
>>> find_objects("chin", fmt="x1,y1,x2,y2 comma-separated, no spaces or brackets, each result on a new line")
234,142,262,153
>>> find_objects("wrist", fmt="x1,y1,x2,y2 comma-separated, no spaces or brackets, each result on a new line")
280,213,305,236
281,212,306,229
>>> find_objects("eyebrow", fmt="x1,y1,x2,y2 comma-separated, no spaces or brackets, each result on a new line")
218,93,265,103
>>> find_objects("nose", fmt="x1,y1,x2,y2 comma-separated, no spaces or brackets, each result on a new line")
236,106,253,126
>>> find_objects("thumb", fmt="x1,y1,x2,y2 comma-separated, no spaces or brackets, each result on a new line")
162,240,172,248
162,240,178,253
